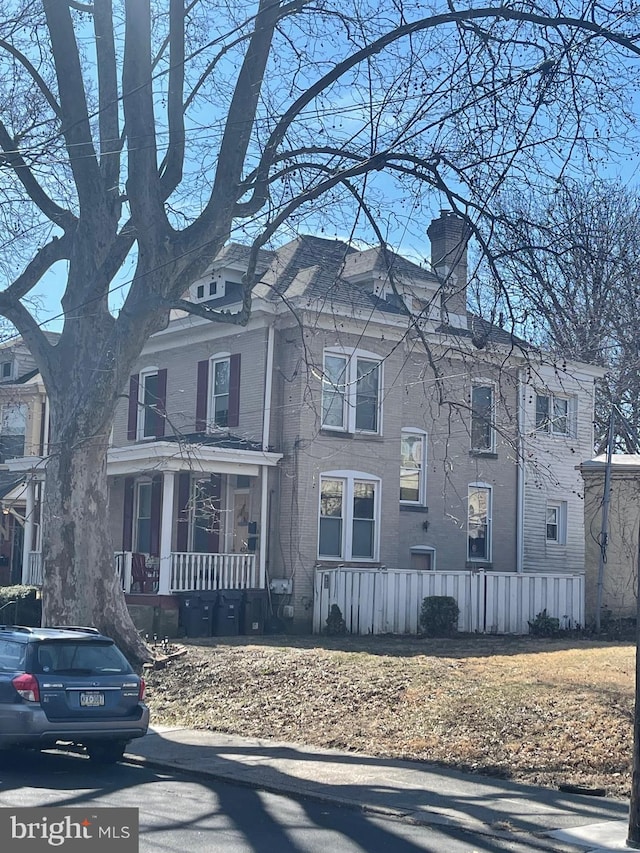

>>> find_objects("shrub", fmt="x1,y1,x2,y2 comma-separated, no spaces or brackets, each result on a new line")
0,585,41,627
528,609,560,637
325,603,347,636
420,595,459,637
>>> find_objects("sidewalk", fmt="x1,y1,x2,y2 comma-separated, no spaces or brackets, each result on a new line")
125,726,632,852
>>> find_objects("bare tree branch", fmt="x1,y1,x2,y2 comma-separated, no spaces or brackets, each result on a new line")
0,120,76,229
93,0,121,201
43,0,105,216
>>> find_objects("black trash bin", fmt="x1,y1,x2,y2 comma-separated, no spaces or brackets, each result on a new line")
198,590,219,638
241,589,268,635
178,594,205,638
212,590,243,636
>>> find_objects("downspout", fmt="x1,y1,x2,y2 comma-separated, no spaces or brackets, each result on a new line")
259,324,275,588
516,369,525,573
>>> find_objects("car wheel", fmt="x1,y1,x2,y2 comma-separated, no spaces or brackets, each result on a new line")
86,741,127,765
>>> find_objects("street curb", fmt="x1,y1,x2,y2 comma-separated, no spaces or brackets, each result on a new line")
123,753,554,844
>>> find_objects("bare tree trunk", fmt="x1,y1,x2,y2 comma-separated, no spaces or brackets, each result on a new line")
40,408,150,666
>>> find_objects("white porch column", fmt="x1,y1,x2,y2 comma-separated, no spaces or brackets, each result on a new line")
259,465,268,588
21,476,35,584
158,471,175,595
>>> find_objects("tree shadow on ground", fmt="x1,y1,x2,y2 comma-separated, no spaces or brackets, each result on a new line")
185,633,635,660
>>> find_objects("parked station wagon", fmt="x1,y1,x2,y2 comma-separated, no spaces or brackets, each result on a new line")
0,625,149,764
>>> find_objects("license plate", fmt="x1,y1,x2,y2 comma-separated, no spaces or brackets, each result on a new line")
80,691,105,707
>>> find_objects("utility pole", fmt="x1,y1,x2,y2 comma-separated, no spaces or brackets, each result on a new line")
627,526,640,847
595,408,615,632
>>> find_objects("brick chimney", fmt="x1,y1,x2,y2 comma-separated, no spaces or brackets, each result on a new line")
427,210,470,329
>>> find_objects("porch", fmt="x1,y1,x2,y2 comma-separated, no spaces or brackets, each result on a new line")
25,550,259,594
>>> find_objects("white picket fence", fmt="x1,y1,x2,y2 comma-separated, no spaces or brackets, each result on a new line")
313,567,585,635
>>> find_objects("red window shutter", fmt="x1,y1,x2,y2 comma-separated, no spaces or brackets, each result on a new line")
127,375,139,440
122,477,134,551
150,475,162,557
156,369,167,438
176,472,191,552
228,354,241,428
195,360,209,432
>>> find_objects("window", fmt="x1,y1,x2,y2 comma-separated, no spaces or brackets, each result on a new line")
128,370,166,441
400,430,426,503
471,384,494,451
195,354,240,431
546,501,567,544
410,546,435,571
468,484,491,561
138,370,161,439
194,279,224,301
0,402,27,461
536,393,573,436
211,357,230,427
318,472,379,560
321,350,381,433
1,361,12,379
135,481,153,554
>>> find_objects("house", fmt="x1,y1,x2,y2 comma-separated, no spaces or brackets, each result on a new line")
0,213,600,634
579,455,640,622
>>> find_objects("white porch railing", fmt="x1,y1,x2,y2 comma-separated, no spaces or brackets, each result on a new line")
171,552,256,592
28,551,257,594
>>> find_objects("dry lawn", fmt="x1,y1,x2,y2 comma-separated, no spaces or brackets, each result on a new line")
144,634,635,798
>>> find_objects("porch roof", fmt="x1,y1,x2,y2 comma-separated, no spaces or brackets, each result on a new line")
106,436,282,477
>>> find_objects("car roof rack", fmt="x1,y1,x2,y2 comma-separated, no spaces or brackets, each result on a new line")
0,625,36,633
0,625,103,636
47,626,102,634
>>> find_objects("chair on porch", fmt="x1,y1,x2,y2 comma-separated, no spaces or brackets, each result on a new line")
130,553,160,594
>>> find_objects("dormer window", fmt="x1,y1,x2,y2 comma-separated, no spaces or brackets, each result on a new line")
193,279,225,302
1,362,12,380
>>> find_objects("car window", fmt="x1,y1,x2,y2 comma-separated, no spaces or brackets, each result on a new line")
0,638,26,671
35,642,133,675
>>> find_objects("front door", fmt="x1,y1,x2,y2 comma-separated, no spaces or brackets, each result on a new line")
192,475,221,553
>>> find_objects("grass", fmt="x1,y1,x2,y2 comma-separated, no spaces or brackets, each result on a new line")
144,634,636,798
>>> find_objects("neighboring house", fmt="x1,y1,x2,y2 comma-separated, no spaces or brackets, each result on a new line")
0,334,56,585
580,455,640,622
0,214,600,633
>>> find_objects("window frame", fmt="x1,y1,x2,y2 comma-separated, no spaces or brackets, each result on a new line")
470,383,495,452
400,429,427,505
209,354,231,429
137,368,160,440
410,545,436,571
321,348,383,434
467,483,492,562
318,471,380,561
546,500,567,544
535,392,574,436
0,401,27,461
135,480,153,555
